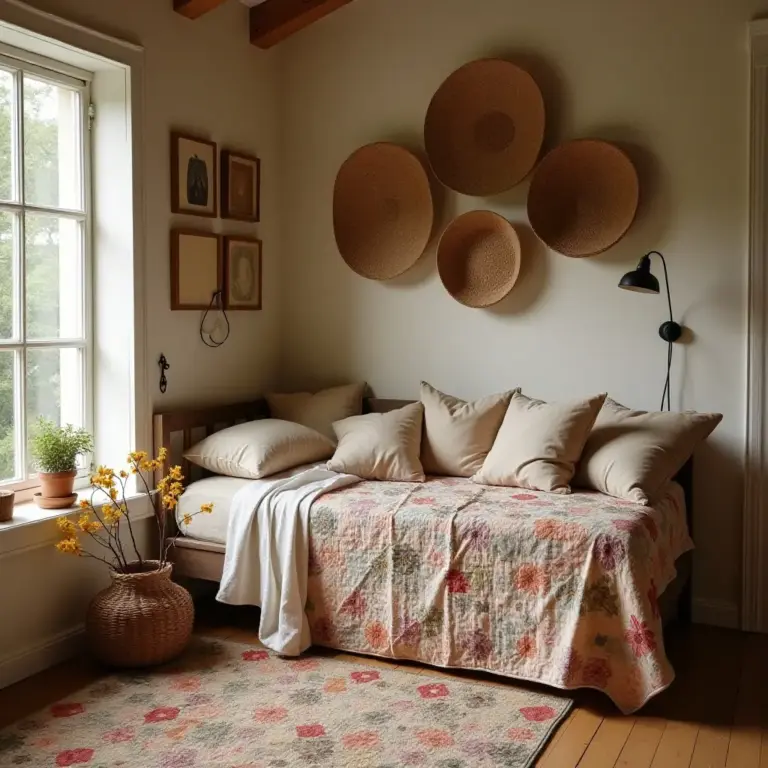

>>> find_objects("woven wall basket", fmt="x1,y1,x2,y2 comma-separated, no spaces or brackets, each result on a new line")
425,59,545,196
333,142,434,280
527,139,639,257
86,561,194,668
438,210,521,308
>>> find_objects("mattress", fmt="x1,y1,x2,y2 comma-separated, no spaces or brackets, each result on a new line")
176,464,321,543
176,475,251,545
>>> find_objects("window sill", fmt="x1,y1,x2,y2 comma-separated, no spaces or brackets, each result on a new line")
0,487,155,557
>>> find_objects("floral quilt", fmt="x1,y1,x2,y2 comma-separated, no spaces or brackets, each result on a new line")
305,477,693,714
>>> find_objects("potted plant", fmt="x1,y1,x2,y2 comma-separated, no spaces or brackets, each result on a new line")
54,448,213,667
30,418,93,508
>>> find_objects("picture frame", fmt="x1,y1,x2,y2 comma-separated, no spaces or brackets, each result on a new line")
171,229,222,310
171,131,218,218
224,236,262,311
221,149,261,222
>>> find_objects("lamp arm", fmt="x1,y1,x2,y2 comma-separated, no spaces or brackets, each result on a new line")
645,250,682,412
646,250,674,323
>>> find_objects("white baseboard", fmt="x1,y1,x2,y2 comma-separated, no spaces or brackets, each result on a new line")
692,598,740,629
0,624,84,690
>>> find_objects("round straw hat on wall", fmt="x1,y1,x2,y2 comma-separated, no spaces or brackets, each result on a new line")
425,59,545,196
333,143,434,280
527,139,639,257
437,210,521,308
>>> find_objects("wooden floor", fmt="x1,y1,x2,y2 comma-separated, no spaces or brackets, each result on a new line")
2,604,768,768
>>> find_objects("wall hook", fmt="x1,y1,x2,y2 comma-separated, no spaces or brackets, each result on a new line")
158,354,170,394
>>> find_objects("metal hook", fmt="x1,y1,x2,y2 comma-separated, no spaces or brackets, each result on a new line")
158,354,170,394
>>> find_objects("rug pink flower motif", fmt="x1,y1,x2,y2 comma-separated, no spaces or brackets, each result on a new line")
144,707,179,724
417,683,450,699
0,639,571,767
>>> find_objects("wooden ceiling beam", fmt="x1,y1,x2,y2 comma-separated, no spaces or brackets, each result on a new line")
250,0,354,49
174,0,228,20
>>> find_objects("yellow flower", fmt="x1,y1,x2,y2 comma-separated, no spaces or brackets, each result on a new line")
199,503,214,515
78,499,90,510
91,465,115,489
102,503,123,525
56,537,82,555
78,512,103,534
128,451,148,464
157,447,168,462
56,517,77,537
169,466,183,482
182,514,193,527
109,488,118,500
119,470,128,479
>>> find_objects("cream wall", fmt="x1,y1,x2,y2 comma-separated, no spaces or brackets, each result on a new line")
18,0,282,409
279,0,764,624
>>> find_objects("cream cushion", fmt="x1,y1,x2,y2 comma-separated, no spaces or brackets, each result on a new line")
420,382,515,476
328,402,425,482
184,419,334,480
574,398,722,504
266,383,365,441
473,392,607,493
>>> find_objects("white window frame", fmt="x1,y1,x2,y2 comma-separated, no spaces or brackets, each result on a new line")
0,43,92,493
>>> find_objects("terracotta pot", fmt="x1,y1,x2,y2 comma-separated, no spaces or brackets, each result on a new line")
39,470,76,499
86,561,194,668
0,490,13,522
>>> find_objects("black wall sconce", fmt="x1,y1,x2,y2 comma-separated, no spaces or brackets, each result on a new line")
619,251,683,411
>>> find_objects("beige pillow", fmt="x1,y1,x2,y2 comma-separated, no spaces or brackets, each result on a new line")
184,419,334,480
266,383,365,441
473,392,607,493
574,398,722,504
420,382,515,477
328,402,425,482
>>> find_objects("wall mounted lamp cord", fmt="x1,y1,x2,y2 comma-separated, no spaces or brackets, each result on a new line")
200,290,230,348
618,250,683,412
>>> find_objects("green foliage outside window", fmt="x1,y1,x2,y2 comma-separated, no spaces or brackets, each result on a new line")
0,77,70,480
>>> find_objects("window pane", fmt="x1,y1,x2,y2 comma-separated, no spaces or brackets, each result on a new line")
26,346,82,474
0,70,15,202
23,76,82,210
0,211,16,340
25,214,82,339
0,350,16,482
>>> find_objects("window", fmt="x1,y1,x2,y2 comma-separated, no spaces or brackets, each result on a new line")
0,47,91,489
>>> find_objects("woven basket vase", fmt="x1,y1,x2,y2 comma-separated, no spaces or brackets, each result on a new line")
86,561,194,668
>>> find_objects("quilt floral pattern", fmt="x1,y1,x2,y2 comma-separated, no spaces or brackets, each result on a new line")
306,478,693,714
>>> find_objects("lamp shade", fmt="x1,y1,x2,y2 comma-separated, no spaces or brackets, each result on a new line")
618,256,660,294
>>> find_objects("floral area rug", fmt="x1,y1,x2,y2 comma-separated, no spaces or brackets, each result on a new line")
0,638,572,768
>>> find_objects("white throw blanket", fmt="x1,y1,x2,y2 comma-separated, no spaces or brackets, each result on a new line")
216,467,360,656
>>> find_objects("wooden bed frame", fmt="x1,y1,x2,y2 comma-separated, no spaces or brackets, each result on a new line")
154,397,694,622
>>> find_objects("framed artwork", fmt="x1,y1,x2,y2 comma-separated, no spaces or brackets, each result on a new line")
224,236,262,310
221,150,261,222
171,132,218,218
171,230,222,310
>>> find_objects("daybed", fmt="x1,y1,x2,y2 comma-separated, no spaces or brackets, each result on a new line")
154,398,694,714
